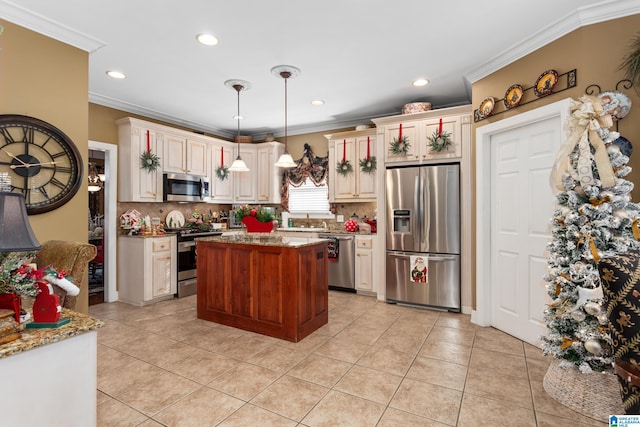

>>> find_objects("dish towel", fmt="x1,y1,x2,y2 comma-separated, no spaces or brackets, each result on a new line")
327,238,339,261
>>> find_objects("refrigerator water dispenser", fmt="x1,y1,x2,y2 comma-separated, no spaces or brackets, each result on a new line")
393,210,412,233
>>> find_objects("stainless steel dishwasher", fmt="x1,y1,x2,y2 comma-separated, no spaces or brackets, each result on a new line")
319,233,355,292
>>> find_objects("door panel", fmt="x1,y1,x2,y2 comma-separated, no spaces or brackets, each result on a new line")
386,167,420,252
490,116,560,345
386,251,460,310
420,164,460,254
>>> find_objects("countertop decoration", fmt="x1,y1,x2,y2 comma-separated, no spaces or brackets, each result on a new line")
336,139,353,177
215,146,230,181
234,204,276,232
140,129,160,173
0,253,78,324
359,136,377,174
427,118,452,152
389,123,410,155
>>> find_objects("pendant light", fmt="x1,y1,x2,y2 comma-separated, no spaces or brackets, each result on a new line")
225,79,251,172
272,65,300,168
87,162,103,192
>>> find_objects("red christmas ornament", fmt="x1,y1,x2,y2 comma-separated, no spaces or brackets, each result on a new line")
344,219,359,232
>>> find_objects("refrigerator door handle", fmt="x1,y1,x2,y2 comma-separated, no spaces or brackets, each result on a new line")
426,255,457,261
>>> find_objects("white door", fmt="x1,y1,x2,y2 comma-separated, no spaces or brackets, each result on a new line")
489,116,561,345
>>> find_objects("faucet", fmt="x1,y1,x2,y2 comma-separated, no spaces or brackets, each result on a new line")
321,221,327,229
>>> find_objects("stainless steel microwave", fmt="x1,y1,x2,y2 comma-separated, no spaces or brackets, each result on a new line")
163,173,210,202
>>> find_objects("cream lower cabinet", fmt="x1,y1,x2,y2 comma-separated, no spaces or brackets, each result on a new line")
355,236,373,292
116,118,163,202
326,130,377,202
118,235,177,306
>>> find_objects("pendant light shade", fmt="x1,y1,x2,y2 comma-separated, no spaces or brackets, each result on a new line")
87,162,103,192
225,79,251,172
272,65,300,168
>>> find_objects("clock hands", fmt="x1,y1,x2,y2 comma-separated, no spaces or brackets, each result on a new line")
1,148,28,166
10,160,59,169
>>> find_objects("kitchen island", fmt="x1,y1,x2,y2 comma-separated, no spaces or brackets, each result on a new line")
196,234,328,342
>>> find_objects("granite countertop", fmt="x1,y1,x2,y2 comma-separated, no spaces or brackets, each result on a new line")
198,234,328,248
0,309,103,359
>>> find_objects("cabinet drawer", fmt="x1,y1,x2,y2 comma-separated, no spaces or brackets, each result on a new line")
152,239,171,252
356,237,372,249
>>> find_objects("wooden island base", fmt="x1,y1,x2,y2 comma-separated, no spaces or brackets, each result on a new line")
196,236,328,342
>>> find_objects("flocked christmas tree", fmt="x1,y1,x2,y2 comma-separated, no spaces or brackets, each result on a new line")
542,95,640,373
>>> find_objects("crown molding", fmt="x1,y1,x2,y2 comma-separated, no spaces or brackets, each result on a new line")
89,92,235,139
465,0,640,84
0,0,105,52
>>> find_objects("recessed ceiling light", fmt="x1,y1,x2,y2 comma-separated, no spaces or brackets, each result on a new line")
196,33,219,46
413,79,429,87
106,70,126,79
311,100,324,106
233,115,244,120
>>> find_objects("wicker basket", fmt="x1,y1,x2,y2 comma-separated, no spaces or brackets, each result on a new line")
543,359,623,421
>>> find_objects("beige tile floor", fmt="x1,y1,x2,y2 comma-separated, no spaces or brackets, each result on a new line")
90,291,608,427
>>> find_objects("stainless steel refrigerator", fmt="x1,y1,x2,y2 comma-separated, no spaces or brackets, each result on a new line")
386,163,461,311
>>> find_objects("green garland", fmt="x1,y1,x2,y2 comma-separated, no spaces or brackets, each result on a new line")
389,135,410,155
215,165,230,181
140,150,160,173
336,160,353,176
359,156,377,174
427,129,453,152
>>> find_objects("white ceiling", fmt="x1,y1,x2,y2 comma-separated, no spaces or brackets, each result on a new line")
2,0,638,139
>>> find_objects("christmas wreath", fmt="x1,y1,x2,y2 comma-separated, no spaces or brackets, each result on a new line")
140,130,160,173
389,136,410,155
336,139,353,176
215,147,229,181
140,150,160,172
427,129,452,152
336,160,353,176
359,136,376,174
427,118,453,152
215,165,230,181
359,156,377,174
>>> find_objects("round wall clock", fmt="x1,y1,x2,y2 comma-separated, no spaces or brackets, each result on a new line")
0,115,83,215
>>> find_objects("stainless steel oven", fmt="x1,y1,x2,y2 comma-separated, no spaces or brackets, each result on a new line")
176,229,221,297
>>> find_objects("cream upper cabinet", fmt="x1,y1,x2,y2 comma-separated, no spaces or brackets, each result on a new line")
116,117,163,202
162,135,208,176
209,141,235,204
257,142,284,204
233,144,257,202
419,116,462,160
378,106,471,164
383,122,420,163
326,130,377,202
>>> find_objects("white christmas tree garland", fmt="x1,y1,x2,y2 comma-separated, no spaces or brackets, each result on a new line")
542,95,640,373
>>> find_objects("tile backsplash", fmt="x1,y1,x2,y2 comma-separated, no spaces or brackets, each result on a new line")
117,201,378,233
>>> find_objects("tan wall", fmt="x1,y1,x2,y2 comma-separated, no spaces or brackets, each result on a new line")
1,19,91,312
473,14,640,196
471,14,640,308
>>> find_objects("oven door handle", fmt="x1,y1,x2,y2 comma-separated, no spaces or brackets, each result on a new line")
178,241,196,251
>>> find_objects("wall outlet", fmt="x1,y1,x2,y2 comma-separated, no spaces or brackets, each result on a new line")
337,214,344,222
